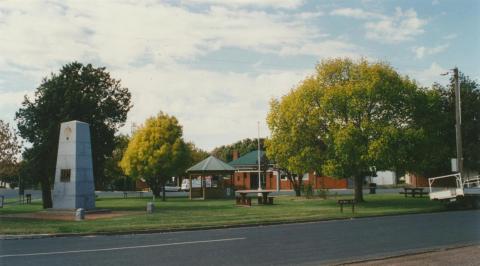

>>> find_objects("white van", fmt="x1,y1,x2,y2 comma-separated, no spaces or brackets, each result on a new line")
181,179,201,191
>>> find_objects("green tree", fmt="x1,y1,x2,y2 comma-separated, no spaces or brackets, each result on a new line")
15,62,132,208
187,142,209,165
320,59,422,202
120,112,190,201
455,74,480,173
0,120,21,187
103,134,131,190
266,78,326,196
212,138,265,162
405,87,452,177
427,74,480,174
267,58,422,202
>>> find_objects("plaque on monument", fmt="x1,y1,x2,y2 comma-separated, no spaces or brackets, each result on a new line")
52,121,96,210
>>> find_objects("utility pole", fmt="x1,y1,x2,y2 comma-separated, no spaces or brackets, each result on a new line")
257,121,262,191
453,67,463,175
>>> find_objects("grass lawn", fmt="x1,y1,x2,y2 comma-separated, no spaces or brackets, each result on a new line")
0,194,446,235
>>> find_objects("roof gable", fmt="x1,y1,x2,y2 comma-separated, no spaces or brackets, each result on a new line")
229,150,266,166
186,155,235,174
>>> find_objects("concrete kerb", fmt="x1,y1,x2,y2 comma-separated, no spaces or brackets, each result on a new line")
0,208,468,241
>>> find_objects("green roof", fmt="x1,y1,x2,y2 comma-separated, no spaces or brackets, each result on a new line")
229,150,266,166
186,155,235,174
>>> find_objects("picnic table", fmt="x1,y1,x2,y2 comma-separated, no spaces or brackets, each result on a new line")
338,199,356,213
122,191,145,199
235,189,275,206
400,187,428,198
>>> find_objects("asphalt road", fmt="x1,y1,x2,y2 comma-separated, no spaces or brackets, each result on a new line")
1,210,479,266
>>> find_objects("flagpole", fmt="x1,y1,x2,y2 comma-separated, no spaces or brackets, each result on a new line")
258,121,261,191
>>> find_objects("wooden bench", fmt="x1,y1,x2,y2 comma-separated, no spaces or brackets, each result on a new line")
236,196,252,206
338,199,356,213
267,196,275,205
256,195,276,205
400,188,428,198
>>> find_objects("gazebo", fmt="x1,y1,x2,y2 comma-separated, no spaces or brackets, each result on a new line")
186,155,236,200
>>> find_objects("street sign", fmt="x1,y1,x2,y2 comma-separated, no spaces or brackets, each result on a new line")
451,158,458,172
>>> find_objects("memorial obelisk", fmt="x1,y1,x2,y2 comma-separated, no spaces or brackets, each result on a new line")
52,120,95,210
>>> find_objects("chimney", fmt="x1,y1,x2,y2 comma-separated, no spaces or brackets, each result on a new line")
232,150,239,160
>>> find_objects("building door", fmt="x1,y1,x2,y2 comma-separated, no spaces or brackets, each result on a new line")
250,173,259,189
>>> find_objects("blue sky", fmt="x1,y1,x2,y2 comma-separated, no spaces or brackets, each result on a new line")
0,0,478,151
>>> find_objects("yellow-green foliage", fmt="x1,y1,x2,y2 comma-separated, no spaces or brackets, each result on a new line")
120,112,190,194
267,58,424,200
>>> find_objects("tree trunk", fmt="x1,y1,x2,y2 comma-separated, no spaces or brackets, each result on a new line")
288,175,302,197
40,178,52,209
354,175,364,202
161,184,166,201
294,186,301,197
152,187,161,198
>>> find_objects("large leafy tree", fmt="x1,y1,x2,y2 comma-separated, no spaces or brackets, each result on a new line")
266,78,326,196
212,138,265,162
120,112,190,200
319,59,422,202
427,74,480,174
455,75,480,174
0,120,21,187
15,62,131,208
267,58,423,202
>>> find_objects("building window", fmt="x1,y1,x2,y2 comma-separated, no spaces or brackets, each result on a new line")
60,169,71,182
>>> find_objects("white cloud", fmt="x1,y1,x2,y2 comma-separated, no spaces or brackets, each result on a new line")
185,0,304,9
407,62,449,87
0,1,362,150
114,65,311,150
330,8,385,20
0,1,339,71
331,7,427,44
413,44,449,59
278,40,363,58
365,8,427,43
0,90,32,123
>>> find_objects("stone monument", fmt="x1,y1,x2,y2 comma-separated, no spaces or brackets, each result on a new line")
52,120,95,210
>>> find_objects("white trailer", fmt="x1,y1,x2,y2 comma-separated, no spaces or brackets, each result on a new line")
428,173,480,208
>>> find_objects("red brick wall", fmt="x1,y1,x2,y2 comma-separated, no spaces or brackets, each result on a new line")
406,174,430,187
265,172,277,190
135,179,149,191
233,172,250,189
279,173,347,189
233,171,347,190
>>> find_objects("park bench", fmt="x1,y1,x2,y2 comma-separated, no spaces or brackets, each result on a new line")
235,195,252,206
399,188,428,198
267,196,275,205
338,199,356,213
26,194,31,204
257,196,275,205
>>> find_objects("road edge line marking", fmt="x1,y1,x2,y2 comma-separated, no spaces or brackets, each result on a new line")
0,237,246,258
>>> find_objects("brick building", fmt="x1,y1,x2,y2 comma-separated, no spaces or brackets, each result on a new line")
228,150,347,190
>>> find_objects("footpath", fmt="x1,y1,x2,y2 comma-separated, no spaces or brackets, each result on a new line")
344,245,479,266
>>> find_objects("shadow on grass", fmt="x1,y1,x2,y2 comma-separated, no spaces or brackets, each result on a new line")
96,197,236,212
